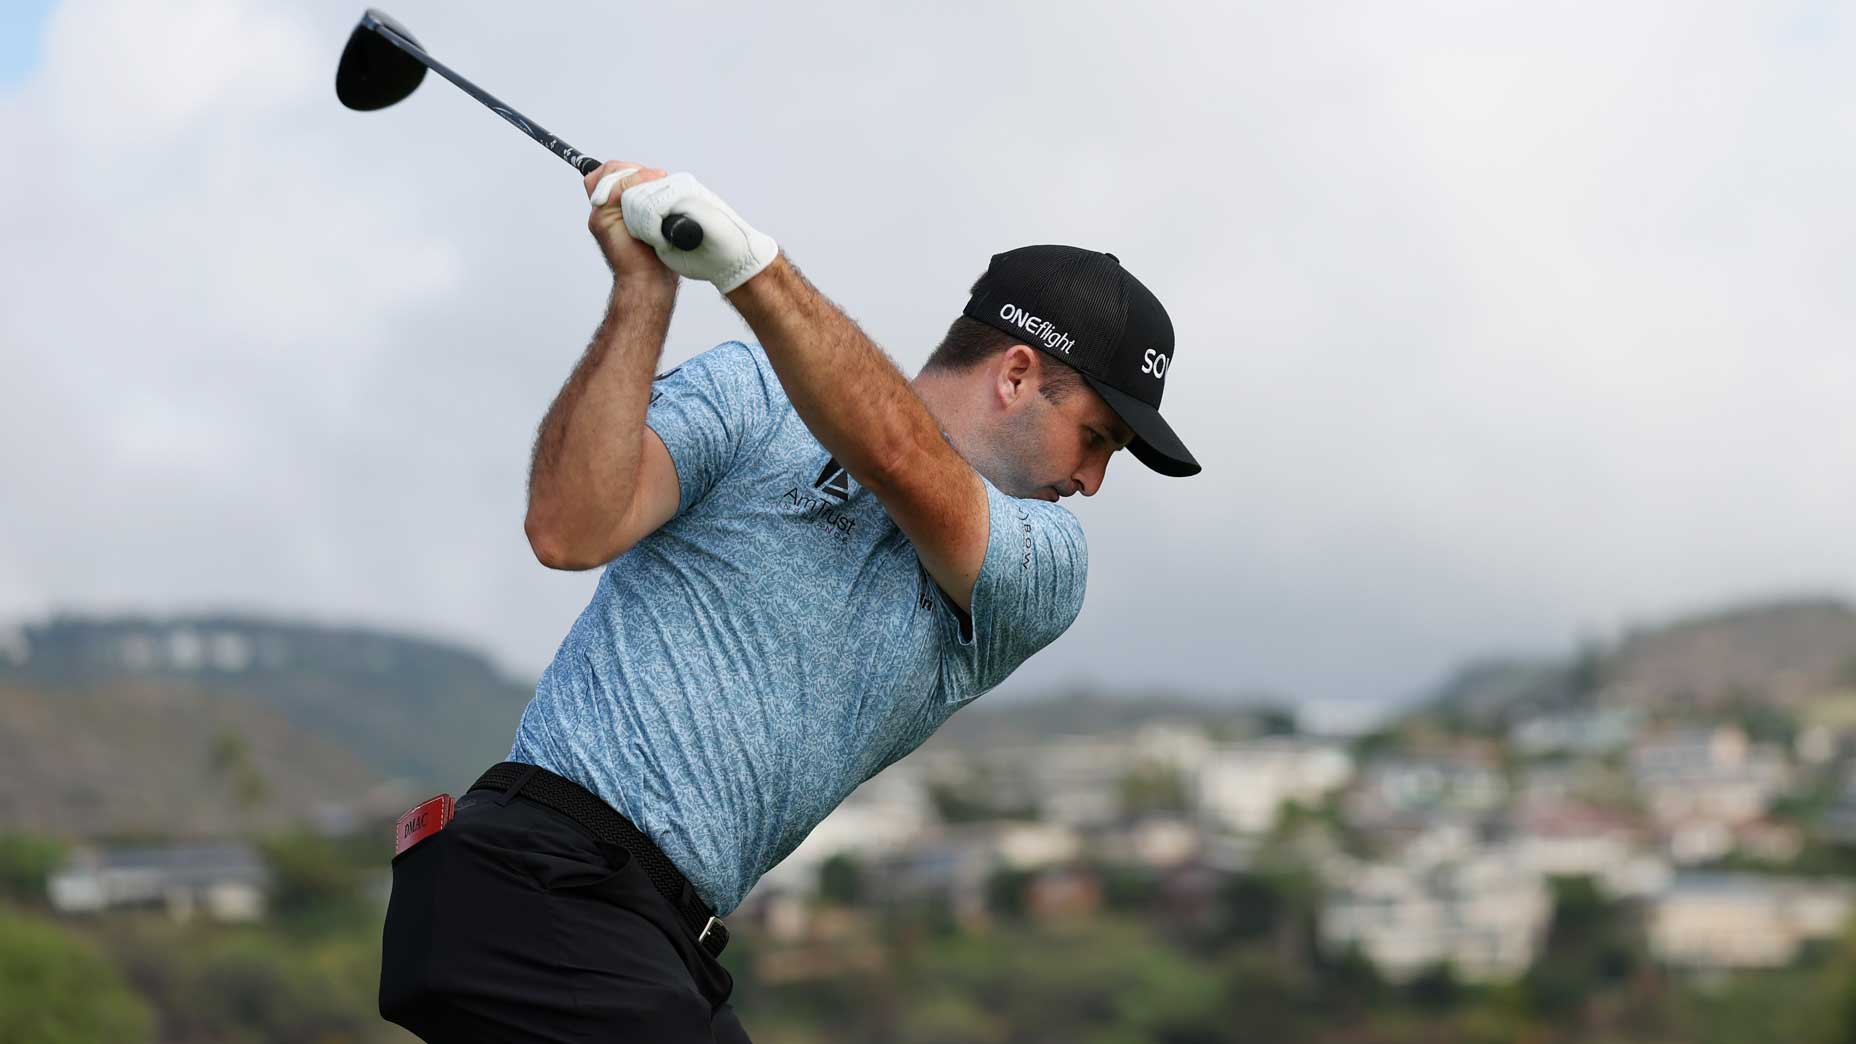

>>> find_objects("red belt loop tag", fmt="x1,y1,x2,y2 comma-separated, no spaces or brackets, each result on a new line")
395,794,455,858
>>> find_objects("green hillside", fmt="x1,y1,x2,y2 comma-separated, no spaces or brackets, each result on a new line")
0,614,534,836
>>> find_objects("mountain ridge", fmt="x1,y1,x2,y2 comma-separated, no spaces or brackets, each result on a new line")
6,596,1854,837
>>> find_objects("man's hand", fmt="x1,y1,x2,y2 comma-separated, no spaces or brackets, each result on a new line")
614,172,781,293
584,159,675,291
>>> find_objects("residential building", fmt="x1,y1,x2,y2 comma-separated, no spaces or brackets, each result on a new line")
48,841,269,922
1630,725,1793,863
754,766,937,895
1320,849,1551,983
1196,738,1354,835
1347,750,1506,826
1511,707,1639,757
1649,873,1855,969
1506,802,1668,898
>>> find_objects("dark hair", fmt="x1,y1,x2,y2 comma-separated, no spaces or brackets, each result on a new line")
924,314,1084,405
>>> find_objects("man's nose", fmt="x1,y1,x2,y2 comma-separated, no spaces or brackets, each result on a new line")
1074,455,1109,497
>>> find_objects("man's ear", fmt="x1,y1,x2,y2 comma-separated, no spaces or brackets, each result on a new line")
995,344,1037,408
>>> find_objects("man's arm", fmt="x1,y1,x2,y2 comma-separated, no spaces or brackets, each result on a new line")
523,160,692,571
523,282,683,570
725,257,990,610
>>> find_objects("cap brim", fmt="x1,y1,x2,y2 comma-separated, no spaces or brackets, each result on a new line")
1083,376,1201,477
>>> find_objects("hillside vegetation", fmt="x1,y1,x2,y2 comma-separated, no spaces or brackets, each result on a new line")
0,614,533,836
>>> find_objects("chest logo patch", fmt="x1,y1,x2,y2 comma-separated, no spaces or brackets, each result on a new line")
775,455,858,541
813,457,852,503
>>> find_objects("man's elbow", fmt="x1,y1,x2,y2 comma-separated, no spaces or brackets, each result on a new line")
524,512,599,572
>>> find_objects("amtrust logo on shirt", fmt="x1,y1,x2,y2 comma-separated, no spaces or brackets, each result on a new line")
998,303,1075,355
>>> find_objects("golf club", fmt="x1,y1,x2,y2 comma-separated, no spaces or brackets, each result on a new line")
337,8,704,251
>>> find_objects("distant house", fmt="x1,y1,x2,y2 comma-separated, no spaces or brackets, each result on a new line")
1630,725,1793,862
1120,816,1204,869
753,767,938,896
866,835,998,926
1021,736,1142,828
1735,819,1805,864
990,821,1084,871
48,841,270,922
1196,738,1354,835
1814,770,1856,846
1649,873,1855,970
1506,802,1668,898
1129,722,1217,775
1510,707,1639,757
1025,867,1103,921
1347,750,1506,824
1320,850,1551,984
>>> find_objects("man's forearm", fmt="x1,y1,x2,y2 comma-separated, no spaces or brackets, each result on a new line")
525,280,675,556
724,257,942,492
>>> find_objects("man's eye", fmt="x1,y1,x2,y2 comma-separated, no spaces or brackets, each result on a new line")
1087,429,1104,447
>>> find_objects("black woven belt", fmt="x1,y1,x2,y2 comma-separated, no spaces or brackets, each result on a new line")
468,762,728,958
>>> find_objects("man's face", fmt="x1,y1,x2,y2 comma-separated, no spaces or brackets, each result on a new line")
991,361,1136,503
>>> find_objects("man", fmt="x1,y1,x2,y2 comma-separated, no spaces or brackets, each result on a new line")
379,160,1200,1043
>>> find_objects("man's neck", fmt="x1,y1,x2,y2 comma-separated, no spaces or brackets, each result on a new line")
911,368,977,461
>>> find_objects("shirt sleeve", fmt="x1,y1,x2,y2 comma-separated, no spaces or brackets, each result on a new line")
935,478,1089,702
644,342,778,514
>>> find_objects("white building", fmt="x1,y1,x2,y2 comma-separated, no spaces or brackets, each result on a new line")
1131,722,1217,775
49,842,269,922
1630,725,1793,863
1320,849,1551,983
754,766,938,894
1511,707,1639,757
1196,738,1354,835
1349,752,1507,823
990,821,1083,870
951,736,1144,829
1092,815,1205,869
1649,874,1856,970
1507,803,1669,898
1024,736,1142,827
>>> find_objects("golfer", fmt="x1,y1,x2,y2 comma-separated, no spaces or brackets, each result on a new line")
379,161,1200,1042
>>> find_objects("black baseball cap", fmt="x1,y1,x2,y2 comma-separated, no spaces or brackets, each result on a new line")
963,245,1200,477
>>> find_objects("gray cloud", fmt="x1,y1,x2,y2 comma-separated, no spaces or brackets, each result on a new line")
3,0,1852,729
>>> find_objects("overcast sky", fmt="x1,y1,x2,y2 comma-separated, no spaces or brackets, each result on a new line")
1,0,1851,729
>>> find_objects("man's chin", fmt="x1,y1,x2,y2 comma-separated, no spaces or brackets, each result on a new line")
973,462,1057,502
1000,483,1056,503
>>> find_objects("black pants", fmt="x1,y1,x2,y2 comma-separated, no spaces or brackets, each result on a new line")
379,784,753,1042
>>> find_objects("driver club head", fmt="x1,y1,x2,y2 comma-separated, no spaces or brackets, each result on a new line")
336,9,428,111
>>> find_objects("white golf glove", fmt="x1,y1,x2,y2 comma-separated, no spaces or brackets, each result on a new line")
593,171,779,293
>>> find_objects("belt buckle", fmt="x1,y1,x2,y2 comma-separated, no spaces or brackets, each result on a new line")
698,915,727,952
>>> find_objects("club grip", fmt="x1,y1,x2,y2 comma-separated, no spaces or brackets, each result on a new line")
661,214,704,251
577,159,704,251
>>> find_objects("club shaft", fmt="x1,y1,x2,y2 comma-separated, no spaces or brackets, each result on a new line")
370,19,599,175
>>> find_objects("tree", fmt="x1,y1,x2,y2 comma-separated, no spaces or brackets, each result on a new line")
259,830,365,924
983,865,1031,919
0,834,66,906
1522,874,1641,1022
207,728,269,810
1118,763,1190,815
818,853,865,907
0,907,153,1044
1407,961,1464,1011
1315,944,1385,1016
